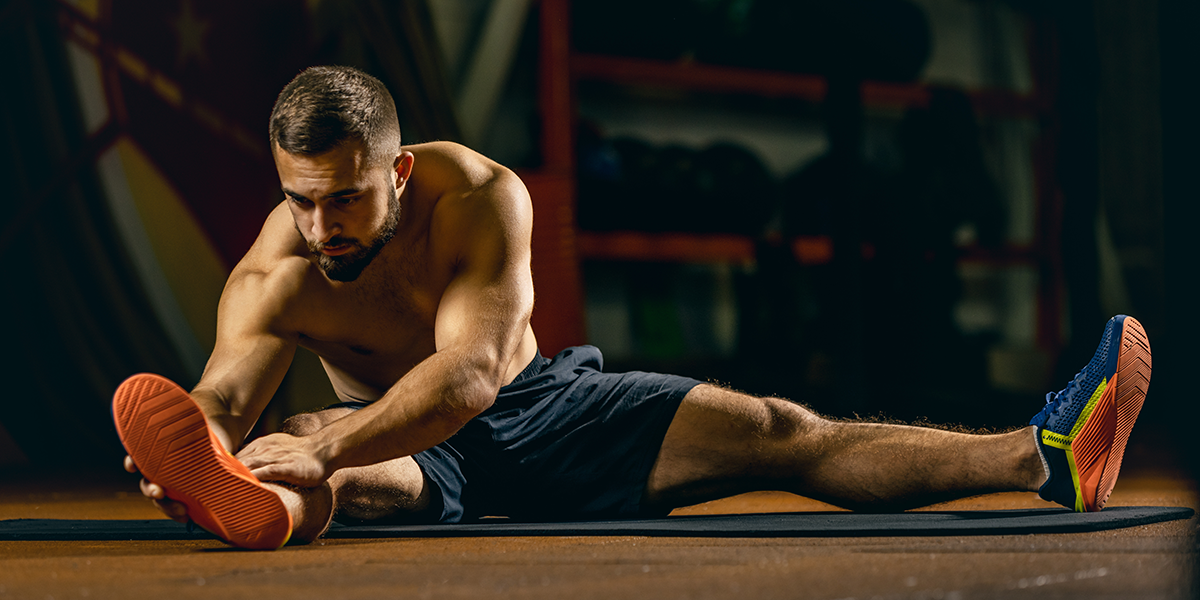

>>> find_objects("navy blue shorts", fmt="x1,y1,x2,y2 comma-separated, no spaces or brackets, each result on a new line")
326,346,702,523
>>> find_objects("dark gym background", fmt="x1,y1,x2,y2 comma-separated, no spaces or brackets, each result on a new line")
0,0,1191,491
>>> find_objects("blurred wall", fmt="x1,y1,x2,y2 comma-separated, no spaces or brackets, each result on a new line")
0,0,1176,465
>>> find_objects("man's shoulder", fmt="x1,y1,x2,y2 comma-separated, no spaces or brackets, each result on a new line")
220,252,318,338
406,140,473,163
227,204,318,302
428,173,530,251
407,142,530,245
408,141,516,193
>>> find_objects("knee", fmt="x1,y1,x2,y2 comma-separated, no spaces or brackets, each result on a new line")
754,397,824,446
280,412,325,437
684,385,823,447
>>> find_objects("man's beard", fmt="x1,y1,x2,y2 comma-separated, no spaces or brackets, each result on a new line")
303,190,400,282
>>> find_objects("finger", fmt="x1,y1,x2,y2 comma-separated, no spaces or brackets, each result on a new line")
251,466,312,488
236,445,275,470
234,442,264,463
249,465,280,483
238,453,263,470
140,479,166,500
123,456,137,473
153,498,189,523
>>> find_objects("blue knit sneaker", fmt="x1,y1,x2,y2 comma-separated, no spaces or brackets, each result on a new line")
1030,315,1152,512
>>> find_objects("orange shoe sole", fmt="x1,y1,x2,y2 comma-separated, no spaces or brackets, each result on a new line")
112,373,292,549
1071,316,1152,511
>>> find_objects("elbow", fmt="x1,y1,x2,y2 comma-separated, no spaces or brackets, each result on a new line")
443,361,500,423
462,398,494,423
436,339,519,424
469,344,514,410
460,376,497,419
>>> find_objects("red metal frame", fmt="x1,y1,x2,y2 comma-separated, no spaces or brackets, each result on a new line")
573,53,1046,118
525,0,586,353
532,0,1063,354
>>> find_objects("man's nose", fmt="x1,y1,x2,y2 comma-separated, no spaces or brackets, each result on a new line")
312,207,342,242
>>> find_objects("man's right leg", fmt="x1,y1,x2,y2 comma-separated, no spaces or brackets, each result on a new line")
643,314,1150,514
643,385,1047,513
264,407,435,542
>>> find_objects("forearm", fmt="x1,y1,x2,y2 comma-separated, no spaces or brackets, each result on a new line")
189,388,256,453
309,350,500,472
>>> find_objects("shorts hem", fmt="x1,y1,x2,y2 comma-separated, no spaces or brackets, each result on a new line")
616,377,703,518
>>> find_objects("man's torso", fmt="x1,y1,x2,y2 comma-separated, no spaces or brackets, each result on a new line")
236,141,536,403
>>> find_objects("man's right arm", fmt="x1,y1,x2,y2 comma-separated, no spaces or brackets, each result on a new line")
124,253,303,521
189,261,304,452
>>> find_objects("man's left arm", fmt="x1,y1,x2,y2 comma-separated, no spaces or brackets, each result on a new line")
238,166,534,485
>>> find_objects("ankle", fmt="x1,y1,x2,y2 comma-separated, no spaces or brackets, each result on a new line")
263,481,335,544
1024,426,1050,492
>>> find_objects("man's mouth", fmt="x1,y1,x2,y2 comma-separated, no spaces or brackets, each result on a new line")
320,243,353,256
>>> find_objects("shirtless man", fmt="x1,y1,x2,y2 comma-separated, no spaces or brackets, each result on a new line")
114,66,1152,549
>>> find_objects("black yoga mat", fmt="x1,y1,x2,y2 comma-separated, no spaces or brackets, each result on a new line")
0,506,1191,541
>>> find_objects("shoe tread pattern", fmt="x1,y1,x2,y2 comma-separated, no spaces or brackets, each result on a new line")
112,374,291,549
1071,317,1151,511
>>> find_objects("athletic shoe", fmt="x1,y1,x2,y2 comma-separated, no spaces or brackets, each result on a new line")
112,373,292,549
1030,315,1152,512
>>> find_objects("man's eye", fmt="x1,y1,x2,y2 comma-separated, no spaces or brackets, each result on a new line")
335,196,357,205
288,195,311,205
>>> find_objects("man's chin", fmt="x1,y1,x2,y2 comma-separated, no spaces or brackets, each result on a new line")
317,254,371,282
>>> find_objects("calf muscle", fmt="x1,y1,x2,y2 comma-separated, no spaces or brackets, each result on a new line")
268,407,434,534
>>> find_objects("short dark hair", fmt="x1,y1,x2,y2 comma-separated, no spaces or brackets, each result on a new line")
269,66,400,166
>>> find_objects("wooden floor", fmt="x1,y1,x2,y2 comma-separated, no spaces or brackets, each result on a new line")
1,447,1195,600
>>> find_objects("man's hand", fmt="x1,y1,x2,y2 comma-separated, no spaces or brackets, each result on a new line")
236,432,331,488
123,455,189,523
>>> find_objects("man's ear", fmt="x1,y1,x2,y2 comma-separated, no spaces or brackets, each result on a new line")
394,152,415,187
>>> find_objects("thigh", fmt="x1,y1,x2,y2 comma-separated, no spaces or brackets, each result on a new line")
465,354,699,520
642,384,821,509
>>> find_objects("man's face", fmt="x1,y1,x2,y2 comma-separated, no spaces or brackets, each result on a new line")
274,142,401,282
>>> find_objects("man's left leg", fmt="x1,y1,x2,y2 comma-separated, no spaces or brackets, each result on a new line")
642,385,1046,513
113,376,439,549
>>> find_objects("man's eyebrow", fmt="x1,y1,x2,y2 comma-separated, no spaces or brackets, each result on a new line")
281,188,362,201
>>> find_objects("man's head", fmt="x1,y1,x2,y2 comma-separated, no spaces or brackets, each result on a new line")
269,66,411,282
270,65,401,169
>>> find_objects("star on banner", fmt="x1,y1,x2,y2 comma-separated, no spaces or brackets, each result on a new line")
169,0,210,70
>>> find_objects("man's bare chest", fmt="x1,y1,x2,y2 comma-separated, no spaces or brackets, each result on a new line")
294,256,447,391
298,291,435,353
